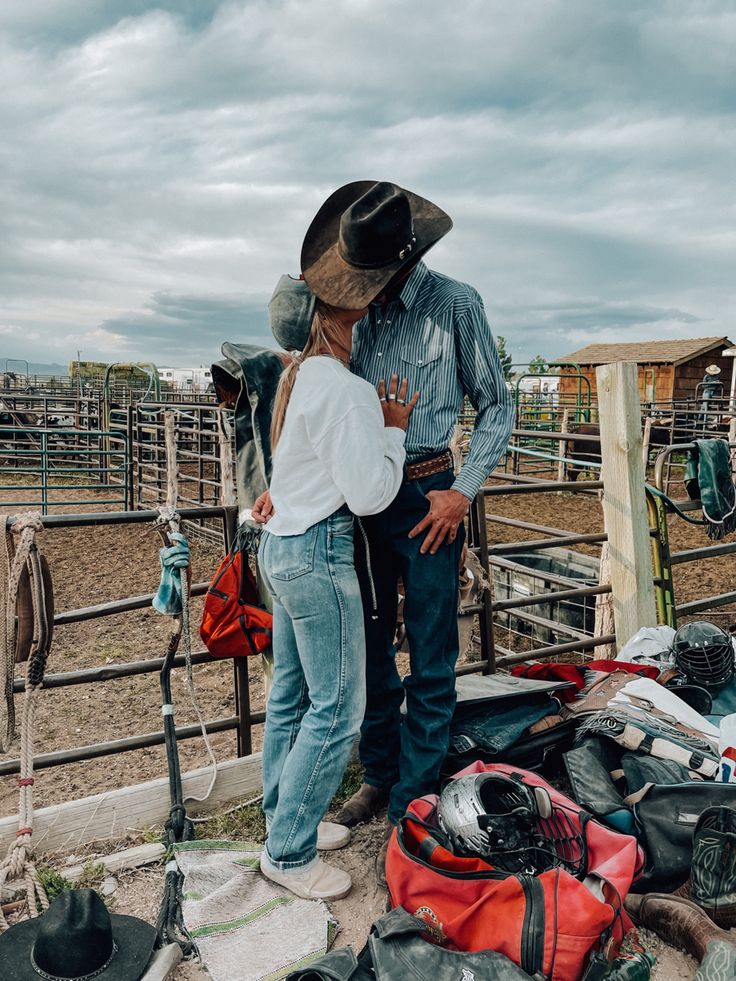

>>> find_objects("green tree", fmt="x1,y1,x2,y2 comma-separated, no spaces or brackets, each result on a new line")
529,354,547,374
496,335,513,381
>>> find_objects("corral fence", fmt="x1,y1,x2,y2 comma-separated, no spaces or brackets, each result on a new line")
0,505,252,780
2,361,734,843
0,393,232,530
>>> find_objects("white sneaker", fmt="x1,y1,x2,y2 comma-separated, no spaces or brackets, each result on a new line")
260,853,352,900
317,821,351,851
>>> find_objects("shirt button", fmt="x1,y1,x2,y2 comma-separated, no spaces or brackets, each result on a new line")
377,352,382,357
418,359,423,365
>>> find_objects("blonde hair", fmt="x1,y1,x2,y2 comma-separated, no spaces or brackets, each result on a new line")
270,300,347,449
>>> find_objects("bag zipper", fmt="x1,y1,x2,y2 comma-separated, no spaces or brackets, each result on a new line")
520,874,545,977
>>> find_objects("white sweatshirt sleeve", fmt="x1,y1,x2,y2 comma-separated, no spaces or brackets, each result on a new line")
310,403,406,516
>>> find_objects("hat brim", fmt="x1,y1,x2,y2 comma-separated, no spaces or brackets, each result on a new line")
0,912,157,981
301,180,452,309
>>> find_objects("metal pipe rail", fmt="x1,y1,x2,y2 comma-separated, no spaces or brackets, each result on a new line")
0,505,259,779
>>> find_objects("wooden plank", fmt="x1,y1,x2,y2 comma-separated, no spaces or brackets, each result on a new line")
141,944,182,981
0,754,263,855
596,362,657,647
64,843,166,881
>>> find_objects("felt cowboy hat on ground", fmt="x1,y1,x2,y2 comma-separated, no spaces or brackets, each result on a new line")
300,180,452,309
0,888,157,981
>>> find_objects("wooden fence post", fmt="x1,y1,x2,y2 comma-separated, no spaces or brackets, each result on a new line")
596,362,657,648
557,407,570,486
641,415,653,474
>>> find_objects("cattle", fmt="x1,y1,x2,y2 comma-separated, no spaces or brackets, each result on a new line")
564,420,676,481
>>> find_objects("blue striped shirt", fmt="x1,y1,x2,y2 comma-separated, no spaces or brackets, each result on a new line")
351,261,514,501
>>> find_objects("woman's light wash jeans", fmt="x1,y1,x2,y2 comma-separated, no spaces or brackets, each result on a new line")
258,508,366,872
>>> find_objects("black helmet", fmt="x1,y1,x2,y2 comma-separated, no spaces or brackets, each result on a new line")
672,622,735,690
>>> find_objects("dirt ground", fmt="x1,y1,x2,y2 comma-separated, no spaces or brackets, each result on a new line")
2,483,731,979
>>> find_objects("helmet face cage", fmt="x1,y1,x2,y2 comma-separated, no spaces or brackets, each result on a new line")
672,622,735,690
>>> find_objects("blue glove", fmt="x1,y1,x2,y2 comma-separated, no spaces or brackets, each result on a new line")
152,531,190,615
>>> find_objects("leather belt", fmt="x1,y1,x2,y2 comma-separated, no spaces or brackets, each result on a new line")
405,450,454,482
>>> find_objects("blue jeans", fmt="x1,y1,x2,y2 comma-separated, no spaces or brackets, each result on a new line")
355,469,466,824
258,509,366,872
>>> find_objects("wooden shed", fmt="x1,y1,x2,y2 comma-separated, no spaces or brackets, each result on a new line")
556,336,734,405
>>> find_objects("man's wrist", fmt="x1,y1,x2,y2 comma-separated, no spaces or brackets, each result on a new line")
451,465,485,503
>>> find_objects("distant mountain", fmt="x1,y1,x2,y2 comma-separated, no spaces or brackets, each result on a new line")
2,359,69,376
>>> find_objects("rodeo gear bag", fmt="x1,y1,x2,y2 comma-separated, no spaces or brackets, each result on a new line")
386,762,644,981
200,539,272,658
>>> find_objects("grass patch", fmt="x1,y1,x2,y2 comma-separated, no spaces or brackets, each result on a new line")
331,762,363,807
77,859,106,889
195,802,266,843
37,866,75,902
191,762,363,843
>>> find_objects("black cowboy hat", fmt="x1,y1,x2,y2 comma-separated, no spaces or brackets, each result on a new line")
0,889,157,981
300,180,452,309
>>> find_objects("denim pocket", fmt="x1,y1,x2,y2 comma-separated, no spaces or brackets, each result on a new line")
329,513,354,539
266,524,319,581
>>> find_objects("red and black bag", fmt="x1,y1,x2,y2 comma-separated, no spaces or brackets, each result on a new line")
386,761,645,981
199,542,272,658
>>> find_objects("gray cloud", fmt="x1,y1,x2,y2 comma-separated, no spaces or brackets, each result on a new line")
1,0,735,367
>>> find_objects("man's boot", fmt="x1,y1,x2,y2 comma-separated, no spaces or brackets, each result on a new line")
625,893,733,962
696,940,736,981
676,806,736,929
334,783,390,828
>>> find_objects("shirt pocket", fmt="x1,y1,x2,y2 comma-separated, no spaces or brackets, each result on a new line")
266,524,319,581
399,319,452,386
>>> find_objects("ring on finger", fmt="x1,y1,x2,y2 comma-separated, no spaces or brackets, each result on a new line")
388,394,397,401
379,397,387,402
397,399,406,405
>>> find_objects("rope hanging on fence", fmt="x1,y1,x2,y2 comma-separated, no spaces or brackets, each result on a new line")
0,513,51,932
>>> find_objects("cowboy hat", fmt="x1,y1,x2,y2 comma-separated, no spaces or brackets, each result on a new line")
0,889,157,981
268,275,315,352
705,364,722,375
301,181,452,309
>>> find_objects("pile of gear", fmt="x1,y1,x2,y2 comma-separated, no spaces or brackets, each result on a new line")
289,619,736,981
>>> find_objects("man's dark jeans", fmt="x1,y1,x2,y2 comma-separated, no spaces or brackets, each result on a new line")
355,468,465,825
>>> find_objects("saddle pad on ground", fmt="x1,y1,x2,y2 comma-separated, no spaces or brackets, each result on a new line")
175,840,336,981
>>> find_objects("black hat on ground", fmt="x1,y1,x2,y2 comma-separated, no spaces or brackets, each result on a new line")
0,888,157,981
301,180,452,309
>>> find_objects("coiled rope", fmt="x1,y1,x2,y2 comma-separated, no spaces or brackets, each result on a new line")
0,513,51,931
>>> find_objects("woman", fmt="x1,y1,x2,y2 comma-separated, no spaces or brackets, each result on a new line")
258,274,418,900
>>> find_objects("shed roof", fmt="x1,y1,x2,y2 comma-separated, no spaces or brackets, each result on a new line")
556,336,730,367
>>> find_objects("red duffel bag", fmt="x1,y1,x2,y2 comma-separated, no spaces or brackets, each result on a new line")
386,761,645,981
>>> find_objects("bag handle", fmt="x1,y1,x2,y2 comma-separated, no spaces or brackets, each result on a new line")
622,782,655,807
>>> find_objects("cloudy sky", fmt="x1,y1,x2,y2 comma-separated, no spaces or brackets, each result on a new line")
1,1,735,369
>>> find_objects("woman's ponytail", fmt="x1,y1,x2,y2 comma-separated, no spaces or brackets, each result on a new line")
270,357,301,449
269,300,347,450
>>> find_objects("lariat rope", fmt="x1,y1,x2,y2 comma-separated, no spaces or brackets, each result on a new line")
0,513,50,932
156,412,218,808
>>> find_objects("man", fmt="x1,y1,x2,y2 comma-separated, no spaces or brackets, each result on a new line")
256,181,514,881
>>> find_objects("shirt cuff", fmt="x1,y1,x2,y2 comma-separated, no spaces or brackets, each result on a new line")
384,427,406,445
452,463,486,501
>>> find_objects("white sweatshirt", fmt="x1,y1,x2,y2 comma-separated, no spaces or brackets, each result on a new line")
265,356,406,537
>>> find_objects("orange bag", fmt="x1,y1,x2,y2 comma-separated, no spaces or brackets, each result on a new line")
200,544,272,658
386,762,644,981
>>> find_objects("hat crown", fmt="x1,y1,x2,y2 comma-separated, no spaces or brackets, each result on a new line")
268,274,315,352
32,890,115,980
337,182,416,270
